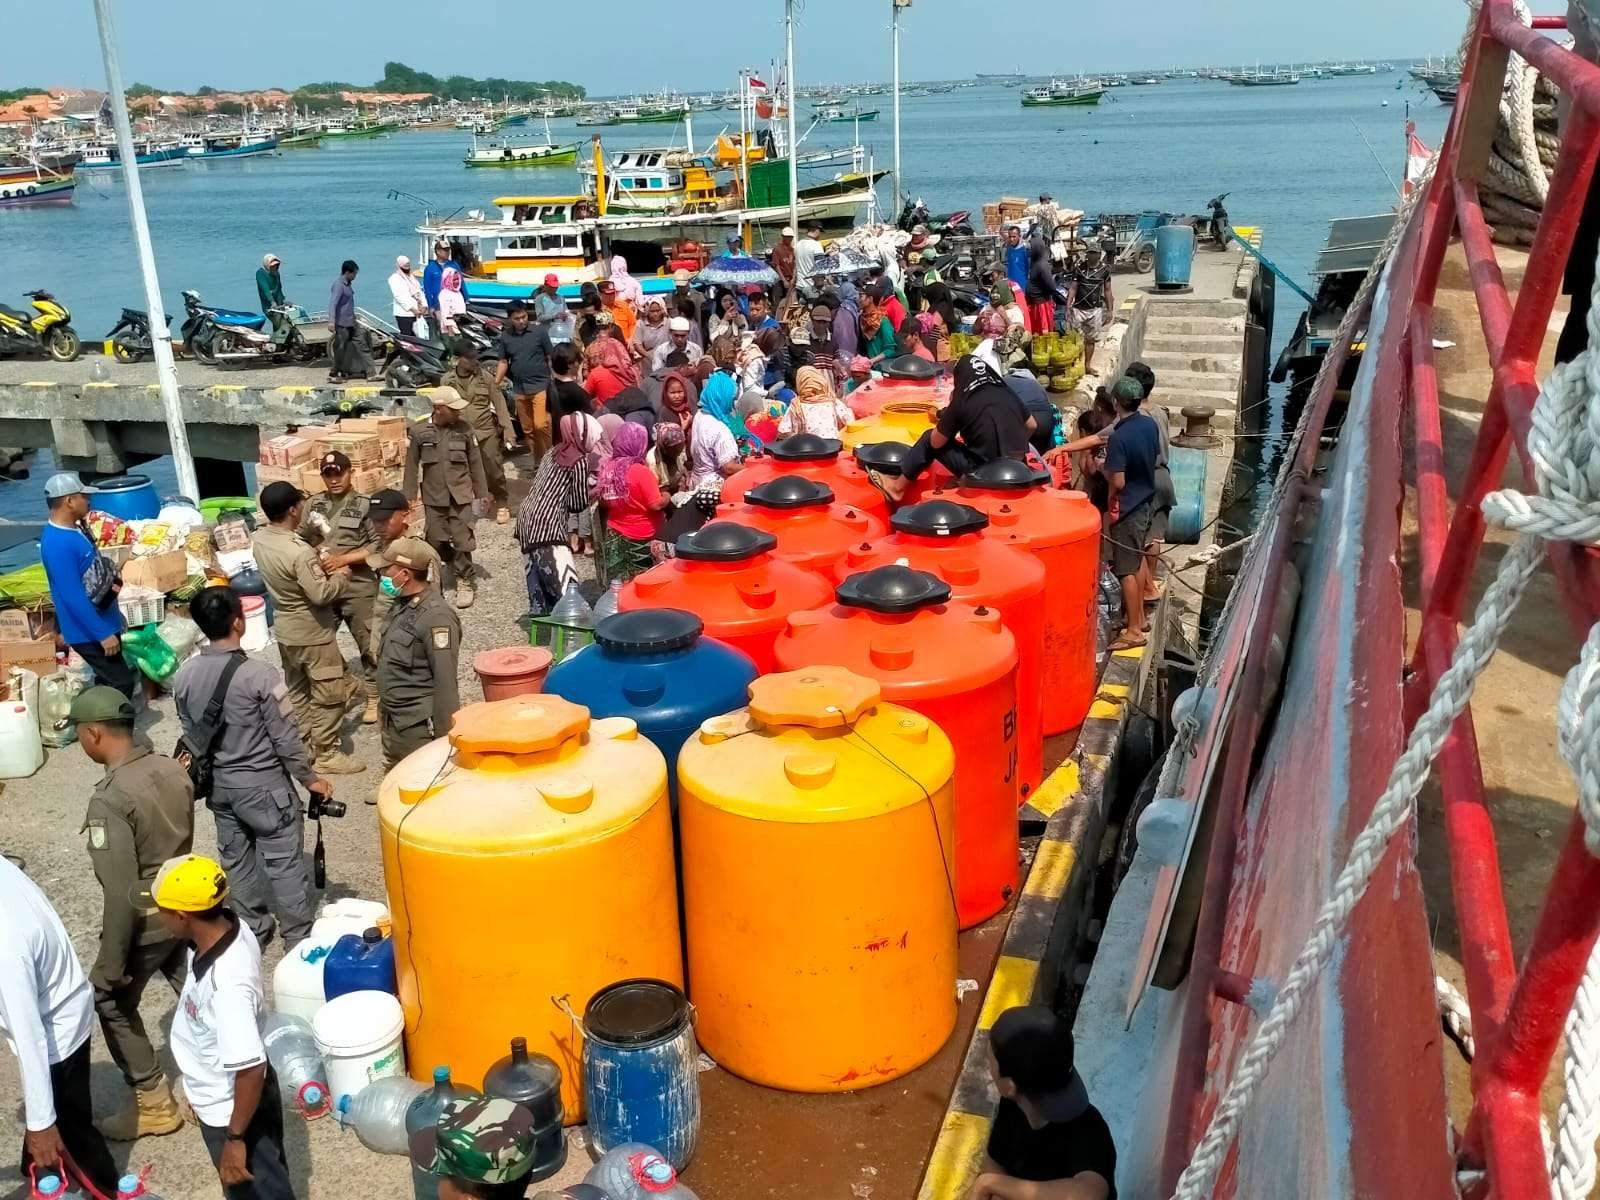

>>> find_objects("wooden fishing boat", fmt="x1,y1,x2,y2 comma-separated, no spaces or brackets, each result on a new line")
463,138,580,168
1021,81,1106,106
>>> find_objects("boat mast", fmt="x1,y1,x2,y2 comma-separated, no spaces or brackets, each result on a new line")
892,0,909,217
785,0,799,238
91,0,197,501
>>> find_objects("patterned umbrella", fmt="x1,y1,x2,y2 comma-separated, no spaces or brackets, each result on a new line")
696,254,779,288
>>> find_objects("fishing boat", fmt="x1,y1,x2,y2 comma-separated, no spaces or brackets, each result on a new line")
575,108,619,128
814,105,880,123
1130,75,1164,85
276,129,323,149
73,140,186,170
975,71,1027,84
182,131,278,160
612,103,690,125
1230,67,1302,86
1021,80,1106,106
463,136,580,168
0,168,75,206
320,118,394,139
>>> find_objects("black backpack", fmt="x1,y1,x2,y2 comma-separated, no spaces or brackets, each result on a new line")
174,651,246,801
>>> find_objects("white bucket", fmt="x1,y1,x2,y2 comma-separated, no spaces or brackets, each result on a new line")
313,990,406,1107
241,595,270,652
272,937,339,1024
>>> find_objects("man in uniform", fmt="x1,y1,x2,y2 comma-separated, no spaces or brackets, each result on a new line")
364,489,440,658
251,480,363,773
299,450,381,725
404,386,487,610
71,686,193,1142
371,538,462,770
450,344,516,526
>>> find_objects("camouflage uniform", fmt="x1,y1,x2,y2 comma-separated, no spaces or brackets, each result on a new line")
410,1096,537,1189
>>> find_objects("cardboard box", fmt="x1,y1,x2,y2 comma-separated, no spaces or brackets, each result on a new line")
254,464,300,488
120,550,189,594
212,519,252,553
339,415,408,444
381,439,404,468
0,637,58,678
351,467,386,495
0,608,52,641
300,466,329,495
312,431,383,469
259,434,318,469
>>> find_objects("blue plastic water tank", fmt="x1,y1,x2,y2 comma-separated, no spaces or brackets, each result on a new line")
544,609,758,799
90,475,160,521
1165,445,1210,544
1155,224,1196,290
323,929,397,1002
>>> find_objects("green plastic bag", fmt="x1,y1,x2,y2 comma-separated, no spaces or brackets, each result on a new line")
122,624,179,682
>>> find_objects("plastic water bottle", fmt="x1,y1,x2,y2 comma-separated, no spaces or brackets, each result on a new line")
585,1145,700,1200
335,1075,427,1155
262,1012,332,1119
591,581,623,624
29,1173,84,1199
116,1172,164,1199
406,1065,484,1200
549,581,595,629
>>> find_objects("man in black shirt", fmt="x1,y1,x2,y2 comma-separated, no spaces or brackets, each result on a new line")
969,1005,1117,1200
1066,249,1114,375
493,300,555,462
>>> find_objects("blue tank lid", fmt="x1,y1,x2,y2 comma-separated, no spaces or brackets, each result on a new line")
594,609,703,655
743,477,834,510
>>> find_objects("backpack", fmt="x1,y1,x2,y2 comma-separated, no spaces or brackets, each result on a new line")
174,651,247,801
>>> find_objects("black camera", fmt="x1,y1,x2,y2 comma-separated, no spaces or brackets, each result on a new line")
308,793,346,820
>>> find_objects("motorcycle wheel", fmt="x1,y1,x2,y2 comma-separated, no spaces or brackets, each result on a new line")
187,333,218,365
385,363,416,390
112,342,143,363
1133,247,1156,274
211,330,239,364
46,325,81,363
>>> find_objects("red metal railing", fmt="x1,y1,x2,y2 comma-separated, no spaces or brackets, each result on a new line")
1406,4,1600,1195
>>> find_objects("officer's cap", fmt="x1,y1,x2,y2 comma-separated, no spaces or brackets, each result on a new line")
368,537,434,577
68,686,136,725
319,450,352,475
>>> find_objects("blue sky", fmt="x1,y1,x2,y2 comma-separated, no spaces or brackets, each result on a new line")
25,0,1467,94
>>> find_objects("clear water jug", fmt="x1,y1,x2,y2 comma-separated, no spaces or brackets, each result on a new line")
262,1012,331,1119
116,1171,165,1198
28,1171,84,1199
405,1065,483,1200
549,581,596,628
591,581,623,623
584,1145,700,1199
37,671,81,749
335,1075,426,1155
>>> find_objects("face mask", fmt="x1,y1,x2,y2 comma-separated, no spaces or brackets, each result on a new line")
380,576,402,598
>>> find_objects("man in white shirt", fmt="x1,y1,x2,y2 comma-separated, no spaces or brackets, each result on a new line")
795,223,826,301
0,856,120,1195
388,254,428,338
650,317,705,373
144,855,295,1199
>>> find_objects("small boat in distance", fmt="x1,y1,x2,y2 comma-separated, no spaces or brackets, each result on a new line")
1021,80,1106,107
464,136,580,168
74,140,186,170
814,105,880,123
1230,67,1301,86
0,165,75,207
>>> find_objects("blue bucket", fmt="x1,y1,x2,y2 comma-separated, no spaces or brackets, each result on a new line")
1155,224,1196,290
90,474,160,521
583,979,700,1170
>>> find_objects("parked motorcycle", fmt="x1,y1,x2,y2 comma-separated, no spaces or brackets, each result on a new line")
180,290,264,364
1205,193,1232,250
897,198,975,238
0,289,81,361
379,327,448,390
181,290,316,366
104,307,171,362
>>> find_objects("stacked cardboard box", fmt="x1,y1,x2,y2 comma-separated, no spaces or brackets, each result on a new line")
259,434,319,470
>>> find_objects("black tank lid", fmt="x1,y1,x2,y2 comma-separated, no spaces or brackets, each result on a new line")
743,477,834,510
584,978,691,1046
767,433,842,462
882,354,939,381
891,499,989,538
673,521,776,562
595,609,703,654
834,564,951,614
962,457,1050,490
853,440,913,477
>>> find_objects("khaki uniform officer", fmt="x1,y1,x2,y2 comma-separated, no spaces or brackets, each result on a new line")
70,686,194,1142
251,480,363,774
363,488,441,664
371,537,462,770
404,385,487,610
450,343,517,525
298,449,380,725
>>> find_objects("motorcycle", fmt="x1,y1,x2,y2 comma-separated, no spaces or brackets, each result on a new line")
104,307,171,362
1205,193,1232,250
181,290,315,366
378,326,448,390
0,289,81,362
180,290,264,364
897,197,975,238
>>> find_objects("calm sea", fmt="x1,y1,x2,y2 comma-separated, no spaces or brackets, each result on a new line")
0,72,1449,521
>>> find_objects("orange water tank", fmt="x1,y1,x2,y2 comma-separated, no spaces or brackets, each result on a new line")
929,460,1103,735
853,441,952,501
618,522,833,674
716,477,888,578
773,565,1019,927
677,668,957,1092
838,500,1047,801
841,400,940,450
846,370,952,420
721,434,889,519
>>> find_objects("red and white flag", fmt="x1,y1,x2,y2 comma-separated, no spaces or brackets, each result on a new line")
1404,122,1433,199
748,75,768,92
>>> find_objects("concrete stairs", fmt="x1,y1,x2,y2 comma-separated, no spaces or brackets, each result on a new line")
1136,299,1249,412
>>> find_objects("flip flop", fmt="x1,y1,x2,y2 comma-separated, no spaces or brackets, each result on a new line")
865,467,899,506
1109,631,1148,651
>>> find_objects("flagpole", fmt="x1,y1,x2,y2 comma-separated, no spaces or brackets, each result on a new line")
892,0,905,217
91,0,198,502
785,0,800,238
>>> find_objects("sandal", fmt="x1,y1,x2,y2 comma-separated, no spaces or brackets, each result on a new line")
865,467,899,506
1109,630,1148,651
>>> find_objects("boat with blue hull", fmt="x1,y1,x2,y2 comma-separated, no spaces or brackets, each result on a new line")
181,133,278,161
74,142,186,171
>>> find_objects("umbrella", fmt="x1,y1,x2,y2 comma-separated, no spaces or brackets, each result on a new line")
696,254,779,289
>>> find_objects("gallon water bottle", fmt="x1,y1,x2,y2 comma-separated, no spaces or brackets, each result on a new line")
483,1036,565,1180
262,1012,332,1119
550,581,596,628
116,1171,165,1199
405,1065,484,1200
335,1074,427,1155
584,1145,700,1200
28,1171,85,1199
591,581,623,623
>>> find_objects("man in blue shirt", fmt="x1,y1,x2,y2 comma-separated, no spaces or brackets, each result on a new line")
40,472,133,697
1004,224,1031,299
327,259,371,383
421,240,461,316
1103,375,1163,650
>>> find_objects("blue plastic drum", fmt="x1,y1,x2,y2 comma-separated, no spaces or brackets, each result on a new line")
544,609,757,801
89,474,161,521
583,979,700,1170
1155,223,1196,290
1165,445,1210,544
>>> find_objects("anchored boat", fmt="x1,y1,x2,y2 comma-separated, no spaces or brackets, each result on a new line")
1021,80,1106,106
463,136,580,168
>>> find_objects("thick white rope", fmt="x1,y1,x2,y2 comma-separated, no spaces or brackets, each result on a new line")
1438,975,1478,1059
1555,941,1600,1199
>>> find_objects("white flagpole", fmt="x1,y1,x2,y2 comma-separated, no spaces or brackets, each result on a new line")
892,0,904,217
785,0,799,237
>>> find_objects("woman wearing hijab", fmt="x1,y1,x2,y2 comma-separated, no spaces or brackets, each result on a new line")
657,369,699,437
516,411,594,618
736,337,770,401
692,367,747,488
630,297,672,363
593,421,666,581
708,292,749,344
584,334,641,406
436,266,467,344
832,280,861,361
873,275,908,331
778,366,854,439
608,254,645,309
860,295,898,367
648,420,691,497
1025,234,1066,336
922,282,958,340
867,355,1037,504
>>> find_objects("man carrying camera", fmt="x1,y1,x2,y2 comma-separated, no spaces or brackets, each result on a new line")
174,587,336,950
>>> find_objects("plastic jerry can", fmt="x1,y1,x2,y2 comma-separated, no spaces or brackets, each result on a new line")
840,499,1047,799
720,433,890,518
715,477,887,578
773,565,1019,927
0,700,44,778
618,522,832,674
678,668,958,1091
323,928,398,1002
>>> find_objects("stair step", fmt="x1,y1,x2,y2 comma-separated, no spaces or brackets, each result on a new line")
1144,317,1246,338
1139,350,1244,376
1146,371,1241,407
1141,334,1240,356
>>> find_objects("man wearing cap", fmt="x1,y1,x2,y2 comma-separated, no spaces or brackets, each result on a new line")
451,343,517,525
372,538,461,769
423,239,462,317
796,303,842,384
252,480,364,773
494,300,556,461
364,490,440,660
795,222,826,301
650,316,704,374
405,387,488,610
149,856,295,1200
771,226,798,312
532,273,568,338
41,471,135,698
671,268,707,344
968,1005,1117,1200
177,586,332,938
410,1095,538,1200
598,279,636,343
71,686,194,1141
298,451,382,724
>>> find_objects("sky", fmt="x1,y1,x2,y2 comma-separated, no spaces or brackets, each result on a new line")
16,0,1467,95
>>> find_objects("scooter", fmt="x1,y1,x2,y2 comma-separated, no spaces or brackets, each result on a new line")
378,327,448,390
211,304,317,366
0,289,81,361
1205,193,1232,250
180,290,267,364
104,307,171,362
897,198,975,238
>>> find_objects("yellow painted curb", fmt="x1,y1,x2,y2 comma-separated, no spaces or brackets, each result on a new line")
917,1111,990,1200
1028,759,1079,819
979,955,1040,1031
1024,839,1077,900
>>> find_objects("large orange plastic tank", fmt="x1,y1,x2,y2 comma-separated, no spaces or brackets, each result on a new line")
773,565,1019,927
853,441,952,501
377,696,681,1120
930,459,1102,735
841,400,940,449
618,522,833,674
720,434,889,519
846,370,951,420
838,500,1047,801
677,668,958,1092
716,477,887,578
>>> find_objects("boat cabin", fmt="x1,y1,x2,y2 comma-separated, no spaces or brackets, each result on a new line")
417,194,607,286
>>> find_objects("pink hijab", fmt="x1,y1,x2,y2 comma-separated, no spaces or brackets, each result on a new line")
609,255,644,308
597,421,649,502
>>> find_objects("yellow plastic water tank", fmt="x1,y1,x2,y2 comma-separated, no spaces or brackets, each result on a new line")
677,668,958,1092
378,695,682,1121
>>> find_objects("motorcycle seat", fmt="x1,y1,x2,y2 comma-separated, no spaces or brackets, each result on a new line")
0,302,31,322
211,309,267,330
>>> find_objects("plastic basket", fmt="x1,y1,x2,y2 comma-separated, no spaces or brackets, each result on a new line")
118,586,166,628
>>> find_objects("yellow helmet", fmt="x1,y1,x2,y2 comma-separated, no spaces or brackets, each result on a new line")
133,854,230,913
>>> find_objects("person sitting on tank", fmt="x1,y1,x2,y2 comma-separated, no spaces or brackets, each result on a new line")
867,355,1036,505
966,1005,1118,1200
